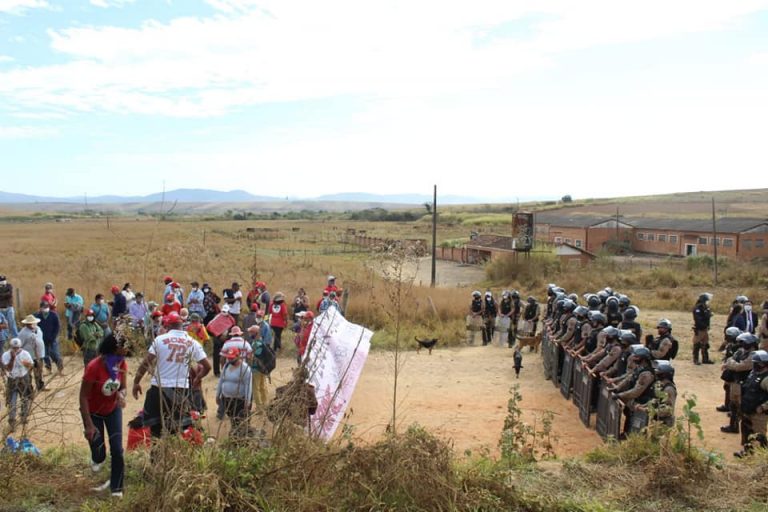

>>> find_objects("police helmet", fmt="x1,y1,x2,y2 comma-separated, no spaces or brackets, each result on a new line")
724,326,742,340
604,287,614,296
472,290,481,298
618,295,631,308
735,295,749,305
602,326,620,338
568,293,579,303
698,292,713,303
623,308,638,321
630,344,652,360
562,299,576,312
619,331,638,345
657,318,672,330
606,296,619,306
527,296,537,304
597,290,609,303
590,312,607,325
547,283,558,292
737,332,759,348
511,290,520,299
654,360,675,378
502,290,511,298
574,305,589,318
586,294,601,310
750,350,768,364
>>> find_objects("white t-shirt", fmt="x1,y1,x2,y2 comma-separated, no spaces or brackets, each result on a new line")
229,290,243,315
2,349,33,378
221,337,254,360
148,329,207,388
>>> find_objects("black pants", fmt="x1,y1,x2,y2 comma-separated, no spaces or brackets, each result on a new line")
143,386,192,438
213,336,224,376
222,397,249,437
272,326,284,351
482,318,494,345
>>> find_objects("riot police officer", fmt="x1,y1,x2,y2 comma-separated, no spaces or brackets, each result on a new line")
692,293,714,365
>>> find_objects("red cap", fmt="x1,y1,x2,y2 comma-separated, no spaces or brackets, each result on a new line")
151,310,163,318
165,293,176,302
85,309,95,316
171,282,181,289
164,312,182,326
111,285,120,294
250,303,260,312
303,311,315,320
221,347,241,360
164,276,173,284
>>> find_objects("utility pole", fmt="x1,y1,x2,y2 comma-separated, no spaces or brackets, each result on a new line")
712,197,718,286
430,185,437,288
615,206,620,251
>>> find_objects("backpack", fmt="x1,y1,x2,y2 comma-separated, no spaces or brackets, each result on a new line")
667,336,679,360
253,341,276,375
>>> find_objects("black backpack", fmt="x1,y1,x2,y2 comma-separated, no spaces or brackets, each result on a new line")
253,341,276,375
667,336,679,360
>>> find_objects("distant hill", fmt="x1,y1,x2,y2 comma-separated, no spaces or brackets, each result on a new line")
0,189,550,206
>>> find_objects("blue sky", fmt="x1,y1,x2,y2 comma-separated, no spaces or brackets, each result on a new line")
1,0,768,200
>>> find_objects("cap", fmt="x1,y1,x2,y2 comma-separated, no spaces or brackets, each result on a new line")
10,338,21,348
229,326,243,336
151,310,163,318
164,312,182,326
111,285,120,294
164,276,173,283
328,275,336,281
221,347,241,360
303,311,315,320
85,308,95,316
165,293,176,302
221,304,231,313
251,303,260,312
171,282,181,289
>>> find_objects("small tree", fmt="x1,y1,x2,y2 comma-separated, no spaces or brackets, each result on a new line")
561,194,573,203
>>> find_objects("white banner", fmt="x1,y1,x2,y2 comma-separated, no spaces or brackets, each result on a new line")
305,309,373,441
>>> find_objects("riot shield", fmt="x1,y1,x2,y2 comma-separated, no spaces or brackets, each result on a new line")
596,381,623,440
551,342,562,388
542,334,553,381
560,350,574,400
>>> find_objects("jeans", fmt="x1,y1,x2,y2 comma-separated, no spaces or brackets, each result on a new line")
44,339,63,370
5,374,33,429
212,336,224,376
0,306,18,339
66,311,81,340
83,349,98,367
88,407,124,493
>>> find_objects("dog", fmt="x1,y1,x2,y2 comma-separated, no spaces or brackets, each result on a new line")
415,337,439,355
515,332,542,353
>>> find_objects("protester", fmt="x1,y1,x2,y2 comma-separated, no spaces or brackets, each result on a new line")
121,283,136,308
131,312,211,438
19,315,45,391
216,347,252,437
207,305,236,377
64,288,84,342
292,288,309,321
128,293,148,330
187,281,205,319
2,338,34,433
90,294,111,336
0,275,18,338
242,304,260,332
160,293,181,317
41,282,58,312
248,325,273,410
110,285,127,324
269,292,289,352
224,282,243,325
79,333,127,498
35,300,63,375
77,310,105,366
296,311,315,363
185,313,210,345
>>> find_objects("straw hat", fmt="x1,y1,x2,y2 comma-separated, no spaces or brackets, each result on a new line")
21,314,40,325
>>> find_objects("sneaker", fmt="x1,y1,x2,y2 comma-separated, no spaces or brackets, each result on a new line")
716,404,729,412
91,479,110,492
720,425,739,434
734,450,747,459
111,492,123,498
91,460,103,473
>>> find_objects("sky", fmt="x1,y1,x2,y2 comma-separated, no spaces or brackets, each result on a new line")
1,0,768,201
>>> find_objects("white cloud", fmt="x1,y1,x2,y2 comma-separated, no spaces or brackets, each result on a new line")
90,0,135,8
0,0,48,14
0,1,767,118
0,55,14,62
0,125,57,138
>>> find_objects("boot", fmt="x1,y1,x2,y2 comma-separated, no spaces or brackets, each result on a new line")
702,349,714,364
692,345,701,365
720,409,739,433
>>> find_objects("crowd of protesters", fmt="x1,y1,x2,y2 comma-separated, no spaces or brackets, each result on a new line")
0,273,343,498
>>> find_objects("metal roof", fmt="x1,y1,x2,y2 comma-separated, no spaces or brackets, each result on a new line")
534,212,627,228
629,217,767,234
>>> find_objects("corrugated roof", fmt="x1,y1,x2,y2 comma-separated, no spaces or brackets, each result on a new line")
467,234,516,250
534,212,623,228
629,217,767,233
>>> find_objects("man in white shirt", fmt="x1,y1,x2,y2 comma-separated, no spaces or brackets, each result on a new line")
2,338,34,432
18,315,46,392
132,312,211,438
225,282,243,324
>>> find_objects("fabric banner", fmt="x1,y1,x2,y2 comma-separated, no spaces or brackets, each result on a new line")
305,309,373,441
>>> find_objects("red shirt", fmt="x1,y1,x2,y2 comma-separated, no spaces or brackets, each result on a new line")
268,301,288,328
83,357,127,416
161,302,181,317
41,292,58,311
